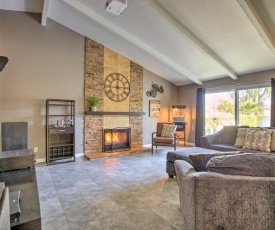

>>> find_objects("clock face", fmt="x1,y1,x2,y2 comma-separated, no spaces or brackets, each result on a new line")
104,73,130,102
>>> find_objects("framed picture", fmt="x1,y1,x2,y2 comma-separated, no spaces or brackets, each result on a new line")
149,100,160,117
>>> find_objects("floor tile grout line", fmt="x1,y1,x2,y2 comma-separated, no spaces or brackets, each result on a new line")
46,166,71,229
81,171,137,230
48,163,108,230
85,152,169,229
38,150,184,230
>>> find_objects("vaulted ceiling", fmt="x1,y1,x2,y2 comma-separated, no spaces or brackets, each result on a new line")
1,0,275,85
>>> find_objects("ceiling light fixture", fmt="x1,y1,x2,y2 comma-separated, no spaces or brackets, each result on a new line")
105,0,127,15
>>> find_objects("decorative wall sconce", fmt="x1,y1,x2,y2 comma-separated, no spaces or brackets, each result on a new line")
146,82,164,97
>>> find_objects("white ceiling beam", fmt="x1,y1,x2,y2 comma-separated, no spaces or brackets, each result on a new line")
62,0,202,85
0,0,43,13
41,0,50,26
144,0,238,81
236,0,275,55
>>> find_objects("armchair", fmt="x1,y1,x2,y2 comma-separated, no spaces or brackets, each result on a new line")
152,122,177,153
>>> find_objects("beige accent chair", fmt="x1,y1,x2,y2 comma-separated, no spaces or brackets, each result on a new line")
152,122,177,153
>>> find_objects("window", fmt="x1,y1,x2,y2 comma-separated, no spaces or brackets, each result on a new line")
205,86,271,134
205,91,235,135
238,87,271,127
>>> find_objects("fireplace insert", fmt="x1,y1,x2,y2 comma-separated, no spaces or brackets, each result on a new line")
102,128,131,152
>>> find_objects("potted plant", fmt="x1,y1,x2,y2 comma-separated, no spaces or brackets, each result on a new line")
87,96,100,111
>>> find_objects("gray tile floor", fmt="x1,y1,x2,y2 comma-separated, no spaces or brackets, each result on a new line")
36,149,184,230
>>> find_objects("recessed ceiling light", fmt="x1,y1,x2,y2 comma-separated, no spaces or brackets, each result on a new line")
105,0,127,15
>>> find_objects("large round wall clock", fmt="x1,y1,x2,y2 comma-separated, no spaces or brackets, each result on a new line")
104,73,130,102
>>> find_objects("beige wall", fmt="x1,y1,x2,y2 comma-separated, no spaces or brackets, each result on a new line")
143,69,178,145
178,69,275,143
0,11,84,159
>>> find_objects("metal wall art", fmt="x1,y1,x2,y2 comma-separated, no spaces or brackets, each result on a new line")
146,82,164,97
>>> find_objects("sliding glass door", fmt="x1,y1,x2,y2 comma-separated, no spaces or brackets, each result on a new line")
238,87,271,127
205,86,271,133
205,91,235,135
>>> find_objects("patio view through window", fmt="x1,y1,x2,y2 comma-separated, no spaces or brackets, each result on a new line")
205,91,235,135
205,87,271,135
238,87,271,127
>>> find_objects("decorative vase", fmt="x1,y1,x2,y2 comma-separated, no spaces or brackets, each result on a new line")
91,106,97,112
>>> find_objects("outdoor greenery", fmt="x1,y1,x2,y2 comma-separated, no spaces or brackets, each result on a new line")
205,87,271,134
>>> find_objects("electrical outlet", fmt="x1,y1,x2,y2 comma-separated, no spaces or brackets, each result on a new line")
34,147,38,153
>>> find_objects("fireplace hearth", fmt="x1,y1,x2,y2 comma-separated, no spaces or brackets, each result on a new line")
102,128,131,152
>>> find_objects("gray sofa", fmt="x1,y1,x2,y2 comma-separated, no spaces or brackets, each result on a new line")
166,126,275,178
200,125,263,152
175,154,275,230
166,147,218,178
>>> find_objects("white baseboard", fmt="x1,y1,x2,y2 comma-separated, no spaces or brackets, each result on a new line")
76,152,84,157
36,158,46,163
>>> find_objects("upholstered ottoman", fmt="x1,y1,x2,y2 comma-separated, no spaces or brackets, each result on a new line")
166,147,218,178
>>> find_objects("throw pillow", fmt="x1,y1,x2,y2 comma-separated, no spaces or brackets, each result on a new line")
235,128,260,148
234,128,248,147
262,128,275,152
161,124,177,138
189,151,244,172
243,130,272,152
207,153,275,177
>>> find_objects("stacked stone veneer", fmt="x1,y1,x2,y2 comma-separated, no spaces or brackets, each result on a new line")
129,61,143,148
84,38,143,154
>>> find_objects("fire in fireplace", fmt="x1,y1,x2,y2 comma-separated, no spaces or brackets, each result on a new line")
102,128,131,152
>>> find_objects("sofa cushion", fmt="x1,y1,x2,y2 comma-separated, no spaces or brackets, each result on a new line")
153,137,173,144
234,128,248,147
244,130,272,152
236,148,263,154
269,129,275,152
208,144,238,152
222,126,239,145
161,124,177,138
207,153,275,177
166,147,217,163
189,151,243,171
262,128,275,152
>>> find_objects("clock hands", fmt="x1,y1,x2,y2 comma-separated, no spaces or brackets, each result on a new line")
109,85,123,89
116,77,119,90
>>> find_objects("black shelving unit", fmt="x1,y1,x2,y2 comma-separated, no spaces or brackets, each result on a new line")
46,99,75,165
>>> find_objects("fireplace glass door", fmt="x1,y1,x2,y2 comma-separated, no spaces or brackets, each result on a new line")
102,128,131,152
